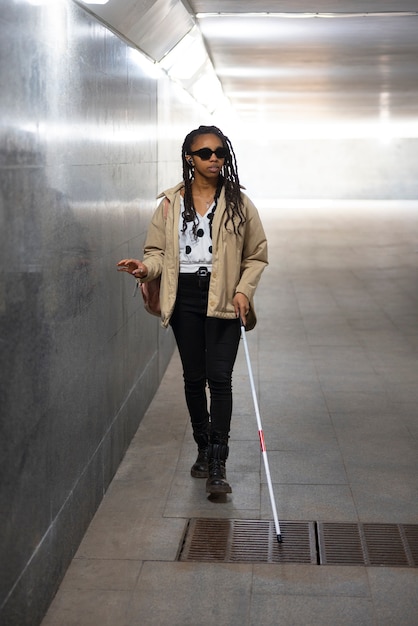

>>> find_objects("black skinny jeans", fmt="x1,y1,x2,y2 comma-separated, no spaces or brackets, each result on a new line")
170,272,241,436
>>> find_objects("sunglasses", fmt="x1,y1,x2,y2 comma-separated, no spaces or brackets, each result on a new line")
189,147,228,160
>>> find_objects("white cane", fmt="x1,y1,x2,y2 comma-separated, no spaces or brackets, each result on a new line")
239,317,282,543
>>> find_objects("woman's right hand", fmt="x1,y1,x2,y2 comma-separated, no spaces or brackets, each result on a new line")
117,258,148,278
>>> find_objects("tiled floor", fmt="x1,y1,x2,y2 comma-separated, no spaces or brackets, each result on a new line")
42,203,418,625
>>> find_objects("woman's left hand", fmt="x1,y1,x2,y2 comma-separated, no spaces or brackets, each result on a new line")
233,292,250,327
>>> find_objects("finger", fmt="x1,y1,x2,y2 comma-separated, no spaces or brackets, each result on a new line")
117,258,139,267
234,300,244,318
235,306,243,322
239,306,246,326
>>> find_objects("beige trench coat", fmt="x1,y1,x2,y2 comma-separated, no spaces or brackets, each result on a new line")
142,182,268,330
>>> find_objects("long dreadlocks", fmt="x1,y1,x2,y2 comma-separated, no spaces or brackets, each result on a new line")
181,125,246,237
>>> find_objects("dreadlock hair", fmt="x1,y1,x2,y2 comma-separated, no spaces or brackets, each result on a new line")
181,125,246,237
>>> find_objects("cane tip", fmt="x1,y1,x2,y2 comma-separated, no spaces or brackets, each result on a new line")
277,534,283,544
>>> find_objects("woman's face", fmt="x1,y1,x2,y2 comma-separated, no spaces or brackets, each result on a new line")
188,133,226,181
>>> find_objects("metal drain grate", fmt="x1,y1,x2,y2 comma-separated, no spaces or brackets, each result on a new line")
317,522,417,567
178,519,418,567
317,523,365,565
178,518,316,564
403,524,418,564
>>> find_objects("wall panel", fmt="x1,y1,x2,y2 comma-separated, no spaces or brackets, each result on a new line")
0,1,207,624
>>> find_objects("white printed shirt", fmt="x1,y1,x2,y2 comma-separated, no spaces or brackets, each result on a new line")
179,197,215,273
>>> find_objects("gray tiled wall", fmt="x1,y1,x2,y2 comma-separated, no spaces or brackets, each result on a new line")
0,1,206,624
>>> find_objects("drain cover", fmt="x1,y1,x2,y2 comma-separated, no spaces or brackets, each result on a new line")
178,518,316,564
318,522,418,567
179,519,418,567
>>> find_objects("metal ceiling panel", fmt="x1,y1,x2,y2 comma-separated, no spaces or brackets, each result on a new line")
82,0,195,61
196,12,418,123
80,0,418,130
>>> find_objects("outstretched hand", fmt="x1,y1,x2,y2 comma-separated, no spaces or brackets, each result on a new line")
117,258,148,278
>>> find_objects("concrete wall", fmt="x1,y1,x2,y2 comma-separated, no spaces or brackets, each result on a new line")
0,1,208,624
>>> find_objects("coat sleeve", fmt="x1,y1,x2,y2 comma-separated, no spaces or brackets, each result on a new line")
142,198,167,281
235,196,268,301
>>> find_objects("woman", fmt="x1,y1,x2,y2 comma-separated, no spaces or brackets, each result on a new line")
117,125,267,496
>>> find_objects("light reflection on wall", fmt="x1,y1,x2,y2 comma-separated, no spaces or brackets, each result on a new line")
20,122,158,143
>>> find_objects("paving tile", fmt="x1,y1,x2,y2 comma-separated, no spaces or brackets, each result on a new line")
331,412,413,446
176,438,260,474
127,562,253,626
259,421,338,453
265,449,348,486
258,352,318,382
311,347,377,376
249,593,375,626
252,563,370,597
260,410,333,429
75,513,187,561
262,484,357,522
323,389,395,414
338,441,418,481
42,589,132,626
318,373,385,392
113,446,180,481
56,558,142,591
229,411,267,441
367,352,418,383
349,477,418,523
91,479,169,516
367,568,418,626
164,470,261,519
402,413,418,438
383,382,418,403
260,386,329,416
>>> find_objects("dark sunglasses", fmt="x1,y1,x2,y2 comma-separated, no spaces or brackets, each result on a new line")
189,147,228,160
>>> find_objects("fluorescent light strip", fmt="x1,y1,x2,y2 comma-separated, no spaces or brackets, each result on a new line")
197,12,418,19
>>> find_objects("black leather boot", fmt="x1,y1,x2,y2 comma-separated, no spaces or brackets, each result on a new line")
206,433,232,494
191,426,209,478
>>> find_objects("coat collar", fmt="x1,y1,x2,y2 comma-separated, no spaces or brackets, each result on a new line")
156,182,184,201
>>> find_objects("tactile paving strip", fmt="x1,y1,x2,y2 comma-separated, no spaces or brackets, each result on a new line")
178,519,418,567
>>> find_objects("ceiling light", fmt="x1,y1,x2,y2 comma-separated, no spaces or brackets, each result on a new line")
156,26,227,114
196,12,418,19
159,27,207,80
190,69,226,114
128,48,162,80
